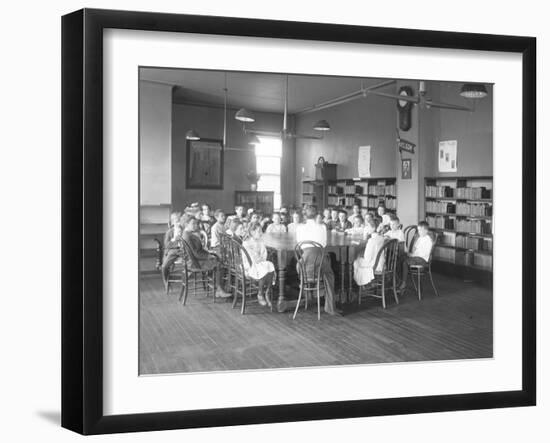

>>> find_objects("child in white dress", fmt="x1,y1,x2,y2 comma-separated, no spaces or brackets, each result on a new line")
242,223,276,306
287,211,302,234
353,219,386,287
265,212,287,234
345,215,364,235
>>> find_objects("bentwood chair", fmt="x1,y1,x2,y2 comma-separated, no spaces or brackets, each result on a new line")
293,241,327,321
177,239,217,306
219,232,237,294
229,238,273,315
357,238,400,309
403,225,418,253
198,229,209,250
153,238,163,271
407,232,439,300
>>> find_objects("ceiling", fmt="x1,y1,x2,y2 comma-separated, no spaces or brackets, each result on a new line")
139,67,396,114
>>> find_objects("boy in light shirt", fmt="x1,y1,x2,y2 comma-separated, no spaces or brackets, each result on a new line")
384,215,405,243
210,209,226,249
399,221,433,291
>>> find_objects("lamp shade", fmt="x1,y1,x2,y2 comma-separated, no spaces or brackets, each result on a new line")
313,119,331,131
235,108,256,122
248,134,261,145
460,83,488,99
185,129,200,141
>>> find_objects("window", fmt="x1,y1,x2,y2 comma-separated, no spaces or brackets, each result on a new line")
255,136,282,210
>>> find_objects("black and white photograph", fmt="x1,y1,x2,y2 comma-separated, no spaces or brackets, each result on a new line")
139,68,494,375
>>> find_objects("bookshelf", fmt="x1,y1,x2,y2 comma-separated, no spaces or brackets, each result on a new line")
302,177,397,213
235,191,274,215
301,179,335,211
424,176,493,282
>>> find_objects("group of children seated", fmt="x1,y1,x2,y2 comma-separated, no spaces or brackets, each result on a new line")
160,201,434,310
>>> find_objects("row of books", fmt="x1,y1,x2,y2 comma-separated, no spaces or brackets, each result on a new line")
426,201,456,214
302,194,315,205
425,185,455,198
427,215,492,234
455,218,492,234
367,184,396,196
426,215,455,230
456,186,491,200
344,185,362,194
328,185,342,194
456,202,492,217
455,235,493,252
343,196,357,207
303,182,315,193
425,185,492,200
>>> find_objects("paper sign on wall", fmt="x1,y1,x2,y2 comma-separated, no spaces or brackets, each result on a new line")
358,145,371,178
438,140,457,172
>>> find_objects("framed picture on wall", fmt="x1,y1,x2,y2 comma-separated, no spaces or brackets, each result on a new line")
62,8,536,435
185,138,224,189
401,158,412,179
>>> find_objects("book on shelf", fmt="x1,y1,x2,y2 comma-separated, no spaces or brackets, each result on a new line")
425,184,492,200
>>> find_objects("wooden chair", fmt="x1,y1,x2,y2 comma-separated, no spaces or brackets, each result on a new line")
219,232,237,294
198,229,209,250
407,232,439,300
357,238,400,309
293,241,327,320
229,238,273,315
403,225,418,253
177,239,217,306
153,238,163,271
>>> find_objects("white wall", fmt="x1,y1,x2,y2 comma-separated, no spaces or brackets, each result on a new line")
1,2,547,443
140,81,173,205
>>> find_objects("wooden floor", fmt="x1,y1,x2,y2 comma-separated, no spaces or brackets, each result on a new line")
139,273,493,375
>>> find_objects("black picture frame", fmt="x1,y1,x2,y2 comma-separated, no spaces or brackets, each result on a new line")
185,138,224,189
61,8,536,435
401,159,412,180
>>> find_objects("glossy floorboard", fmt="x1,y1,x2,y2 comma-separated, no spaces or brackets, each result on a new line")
139,273,492,374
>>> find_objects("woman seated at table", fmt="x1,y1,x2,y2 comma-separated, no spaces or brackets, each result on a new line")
242,223,276,307
353,218,385,287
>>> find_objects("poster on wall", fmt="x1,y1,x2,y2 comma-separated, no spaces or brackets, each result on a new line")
438,140,458,172
358,145,371,177
401,158,412,179
186,138,224,189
